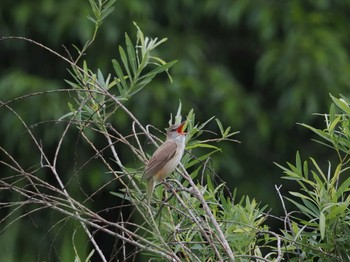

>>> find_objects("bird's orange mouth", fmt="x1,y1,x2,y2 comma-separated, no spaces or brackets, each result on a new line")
177,121,187,134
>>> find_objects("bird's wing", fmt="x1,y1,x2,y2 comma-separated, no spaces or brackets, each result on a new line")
142,140,177,181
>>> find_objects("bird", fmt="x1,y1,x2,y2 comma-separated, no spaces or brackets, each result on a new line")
142,122,187,204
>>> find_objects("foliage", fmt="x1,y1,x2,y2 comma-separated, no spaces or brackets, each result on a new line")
1,0,350,261
3,0,350,209
275,95,350,261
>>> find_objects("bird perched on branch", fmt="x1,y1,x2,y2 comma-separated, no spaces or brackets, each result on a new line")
142,122,187,204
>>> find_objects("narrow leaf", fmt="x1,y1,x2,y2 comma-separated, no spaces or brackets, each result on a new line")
331,94,350,115
125,33,137,74
319,211,326,240
119,46,132,81
186,143,221,151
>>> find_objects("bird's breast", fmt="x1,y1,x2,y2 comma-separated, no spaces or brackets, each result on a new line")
156,139,185,180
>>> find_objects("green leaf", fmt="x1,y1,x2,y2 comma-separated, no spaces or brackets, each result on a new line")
189,166,201,180
104,0,117,10
198,116,216,130
299,123,334,146
125,33,137,74
119,46,132,81
330,163,342,188
310,157,327,182
88,0,99,16
328,115,341,133
100,6,115,21
186,109,195,127
175,100,182,124
296,151,302,174
97,69,105,87
336,175,350,198
139,60,177,80
215,118,224,135
330,94,350,115
319,211,326,240
286,197,318,219
329,103,336,123
64,79,80,89
289,191,314,202
303,160,309,180
206,174,214,191
112,59,128,96
87,15,96,24
325,203,348,220
186,143,221,151
302,197,320,217
185,150,220,169
110,191,132,201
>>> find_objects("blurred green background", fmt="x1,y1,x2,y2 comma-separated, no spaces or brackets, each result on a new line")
1,0,350,261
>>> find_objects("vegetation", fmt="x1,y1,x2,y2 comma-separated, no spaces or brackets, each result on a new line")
1,0,350,261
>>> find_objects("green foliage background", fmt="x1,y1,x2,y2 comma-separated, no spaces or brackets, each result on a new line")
1,0,350,260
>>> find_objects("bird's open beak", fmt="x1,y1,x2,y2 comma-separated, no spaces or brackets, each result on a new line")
176,121,187,134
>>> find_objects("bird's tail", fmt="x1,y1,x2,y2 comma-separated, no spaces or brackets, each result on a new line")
146,178,155,205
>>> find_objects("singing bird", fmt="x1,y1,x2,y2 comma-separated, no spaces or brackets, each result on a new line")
142,122,187,203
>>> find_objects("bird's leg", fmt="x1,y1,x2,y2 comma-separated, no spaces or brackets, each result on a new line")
161,179,174,193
